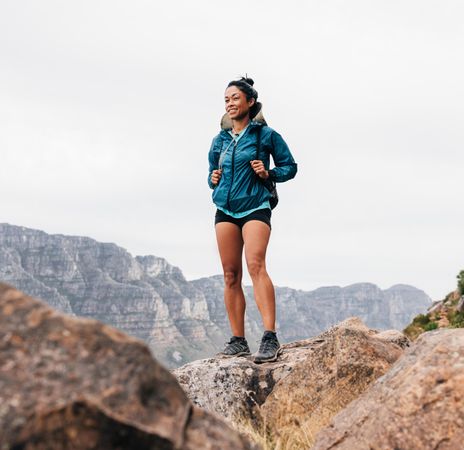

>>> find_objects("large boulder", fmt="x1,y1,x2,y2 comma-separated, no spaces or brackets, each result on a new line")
0,283,256,450
174,317,406,447
312,328,464,450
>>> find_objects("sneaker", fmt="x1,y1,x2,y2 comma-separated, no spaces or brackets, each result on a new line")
217,336,251,357
253,331,282,364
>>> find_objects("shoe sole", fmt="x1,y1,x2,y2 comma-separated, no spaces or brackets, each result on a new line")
253,347,283,364
216,351,251,358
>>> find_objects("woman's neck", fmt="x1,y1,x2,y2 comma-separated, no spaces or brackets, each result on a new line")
231,117,250,134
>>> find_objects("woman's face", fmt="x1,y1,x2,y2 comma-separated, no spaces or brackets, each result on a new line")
224,86,255,121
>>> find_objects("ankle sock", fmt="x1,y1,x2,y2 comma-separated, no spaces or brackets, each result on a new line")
263,330,277,338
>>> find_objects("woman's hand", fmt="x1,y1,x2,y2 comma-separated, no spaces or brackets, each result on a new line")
211,169,222,185
250,160,269,179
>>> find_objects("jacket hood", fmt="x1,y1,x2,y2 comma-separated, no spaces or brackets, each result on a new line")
220,102,267,130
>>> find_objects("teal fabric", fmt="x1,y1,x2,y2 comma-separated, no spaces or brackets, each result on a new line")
219,123,270,218
216,201,271,218
208,121,297,214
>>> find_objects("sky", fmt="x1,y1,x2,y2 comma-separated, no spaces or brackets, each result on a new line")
1,0,463,300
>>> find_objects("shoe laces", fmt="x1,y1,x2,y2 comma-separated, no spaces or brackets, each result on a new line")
224,337,247,351
257,335,278,353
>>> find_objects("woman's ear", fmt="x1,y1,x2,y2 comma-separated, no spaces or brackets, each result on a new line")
248,98,256,108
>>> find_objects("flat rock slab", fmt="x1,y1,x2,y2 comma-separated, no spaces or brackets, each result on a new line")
174,316,406,445
175,336,323,422
0,283,256,450
312,328,464,450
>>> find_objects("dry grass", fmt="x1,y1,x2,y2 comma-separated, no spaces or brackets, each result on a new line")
231,412,328,450
231,414,314,450
230,383,359,450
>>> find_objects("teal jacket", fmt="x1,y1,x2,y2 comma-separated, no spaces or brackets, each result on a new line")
207,120,297,213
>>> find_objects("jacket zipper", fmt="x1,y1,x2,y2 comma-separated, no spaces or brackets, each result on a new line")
226,140,237,210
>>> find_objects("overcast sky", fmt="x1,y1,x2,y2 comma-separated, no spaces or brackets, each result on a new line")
1,1,463,300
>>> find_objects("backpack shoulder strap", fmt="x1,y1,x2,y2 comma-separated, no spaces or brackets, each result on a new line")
255,125,262,160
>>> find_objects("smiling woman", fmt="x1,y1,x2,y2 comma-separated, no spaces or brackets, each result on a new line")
207,76,298,364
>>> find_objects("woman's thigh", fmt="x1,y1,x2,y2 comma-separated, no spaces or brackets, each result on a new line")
215,222,244,273
242,220,271,268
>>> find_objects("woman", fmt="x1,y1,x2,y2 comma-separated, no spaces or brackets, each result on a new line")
207,77,297,363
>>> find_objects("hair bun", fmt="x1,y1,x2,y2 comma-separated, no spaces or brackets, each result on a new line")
240,77,254,86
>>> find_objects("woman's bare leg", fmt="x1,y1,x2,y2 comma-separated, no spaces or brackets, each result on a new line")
215,222,246,337
242,220,275,331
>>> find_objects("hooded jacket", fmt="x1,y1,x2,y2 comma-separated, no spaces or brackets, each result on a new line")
207,112,297,214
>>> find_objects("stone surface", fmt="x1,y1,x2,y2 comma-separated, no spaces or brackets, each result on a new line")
457,295,464,313
0,223,431,368
374,328,411,348
258,318,405,443
0,283,256,450
312,328,464,450
174,317,405,443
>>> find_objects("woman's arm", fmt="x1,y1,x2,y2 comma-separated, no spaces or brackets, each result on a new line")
267,130,298,182
207,136,221,189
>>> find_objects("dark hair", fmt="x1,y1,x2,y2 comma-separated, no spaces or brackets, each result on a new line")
227,77,261,119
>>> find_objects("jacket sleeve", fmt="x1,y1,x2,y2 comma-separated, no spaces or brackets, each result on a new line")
266,130,298,183
207,136,221,189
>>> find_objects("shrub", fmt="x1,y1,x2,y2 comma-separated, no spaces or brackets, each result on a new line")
403,323,423,340
424,321,438,331
403,313,432,339
448,310,464,328
413,314,430,326
457,270,464,295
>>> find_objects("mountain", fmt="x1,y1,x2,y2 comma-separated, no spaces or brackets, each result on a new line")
0,223,432,368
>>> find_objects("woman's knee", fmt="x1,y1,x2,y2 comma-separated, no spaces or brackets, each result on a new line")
246,259,266,279
223,268,242,288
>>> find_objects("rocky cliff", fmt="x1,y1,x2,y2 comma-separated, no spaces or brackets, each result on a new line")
0,223,432,368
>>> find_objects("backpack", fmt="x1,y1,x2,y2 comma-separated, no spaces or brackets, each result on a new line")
253,126,279,209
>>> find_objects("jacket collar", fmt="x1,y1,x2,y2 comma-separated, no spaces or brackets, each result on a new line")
220,103,267,131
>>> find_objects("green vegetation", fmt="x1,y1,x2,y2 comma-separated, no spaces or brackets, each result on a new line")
404,269,464,339
403,313,430,339
447,310,464,328
457,270,464,295
414,314,430,326
404,314,440,338
424,321,438,331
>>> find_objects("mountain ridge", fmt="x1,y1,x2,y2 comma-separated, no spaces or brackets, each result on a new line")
0,223,431,368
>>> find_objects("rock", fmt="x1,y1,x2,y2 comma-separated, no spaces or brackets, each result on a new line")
0,283,256,450
427,300,443,314
374,329,411,348
257,318,405,448
183,407,256,450
457,295,464,313
312,328,464,450
174,317,406,447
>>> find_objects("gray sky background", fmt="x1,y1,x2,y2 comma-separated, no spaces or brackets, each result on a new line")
1,1,463,300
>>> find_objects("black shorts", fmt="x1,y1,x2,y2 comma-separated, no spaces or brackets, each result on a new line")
215,208,272,230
